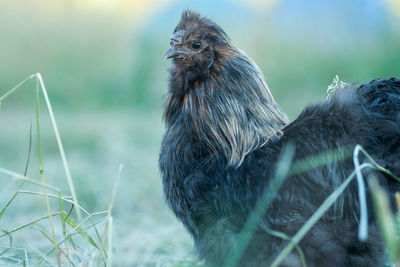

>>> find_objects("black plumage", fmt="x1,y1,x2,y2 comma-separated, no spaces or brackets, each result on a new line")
159,10,400,266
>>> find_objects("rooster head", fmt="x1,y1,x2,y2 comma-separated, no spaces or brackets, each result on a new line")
164,10,231,80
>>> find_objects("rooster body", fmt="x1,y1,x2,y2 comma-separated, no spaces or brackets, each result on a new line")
159,10,400,266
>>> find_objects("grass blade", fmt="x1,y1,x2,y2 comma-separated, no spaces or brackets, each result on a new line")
36,73,82,222
353,145,368,240
33,223,75,266
0,168,60,192
39,212,108,265
0,212,62,239
0,124,33,220
223,144,295,267
270,163,372,267
97,164,123,266
35,77,57,248
0,230,12,257
368,177,400,264
0,74,36,103
60,211,100,249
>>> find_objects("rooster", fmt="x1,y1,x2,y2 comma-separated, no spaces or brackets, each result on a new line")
159,10,400,266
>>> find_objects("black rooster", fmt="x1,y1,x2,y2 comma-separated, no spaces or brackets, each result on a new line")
159,10,400,266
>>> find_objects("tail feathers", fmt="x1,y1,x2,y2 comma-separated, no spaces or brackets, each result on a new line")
357,78,400,181
357,77,400,119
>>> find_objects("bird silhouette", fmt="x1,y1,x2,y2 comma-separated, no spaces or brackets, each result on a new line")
159,10,400,267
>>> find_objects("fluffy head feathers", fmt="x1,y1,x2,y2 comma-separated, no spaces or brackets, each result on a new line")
173,10,230,46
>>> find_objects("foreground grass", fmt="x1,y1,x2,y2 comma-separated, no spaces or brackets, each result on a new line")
0,75,196,266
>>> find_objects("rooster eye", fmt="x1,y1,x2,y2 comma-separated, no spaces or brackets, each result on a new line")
191,41,201,50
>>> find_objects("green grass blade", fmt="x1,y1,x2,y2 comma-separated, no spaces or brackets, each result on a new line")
0,230,12,257
35,75,57,248
270,163,372,267
97,164,123,266
223,144,295,267
16,189,106,248
353,145,368,240
0,74,36,103
36,73,82,222
60,211,100,249
39,212,108,265
289,146,352,176
0,188,21,220
33,223,75,266
107,216,113,267
369,177,400,263
0,212,62,239
0,125,33,220
0,168,60,192
260,225,307,267
355,145,400,182
23,122,33,177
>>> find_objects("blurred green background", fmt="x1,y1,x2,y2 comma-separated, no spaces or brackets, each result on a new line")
0,0,399,265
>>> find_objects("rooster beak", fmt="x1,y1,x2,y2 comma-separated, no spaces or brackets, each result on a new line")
164,47,179,59
163,47,189,60
164,30,186,59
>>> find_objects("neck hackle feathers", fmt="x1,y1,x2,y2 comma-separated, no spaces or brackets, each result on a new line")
163,10,288,167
